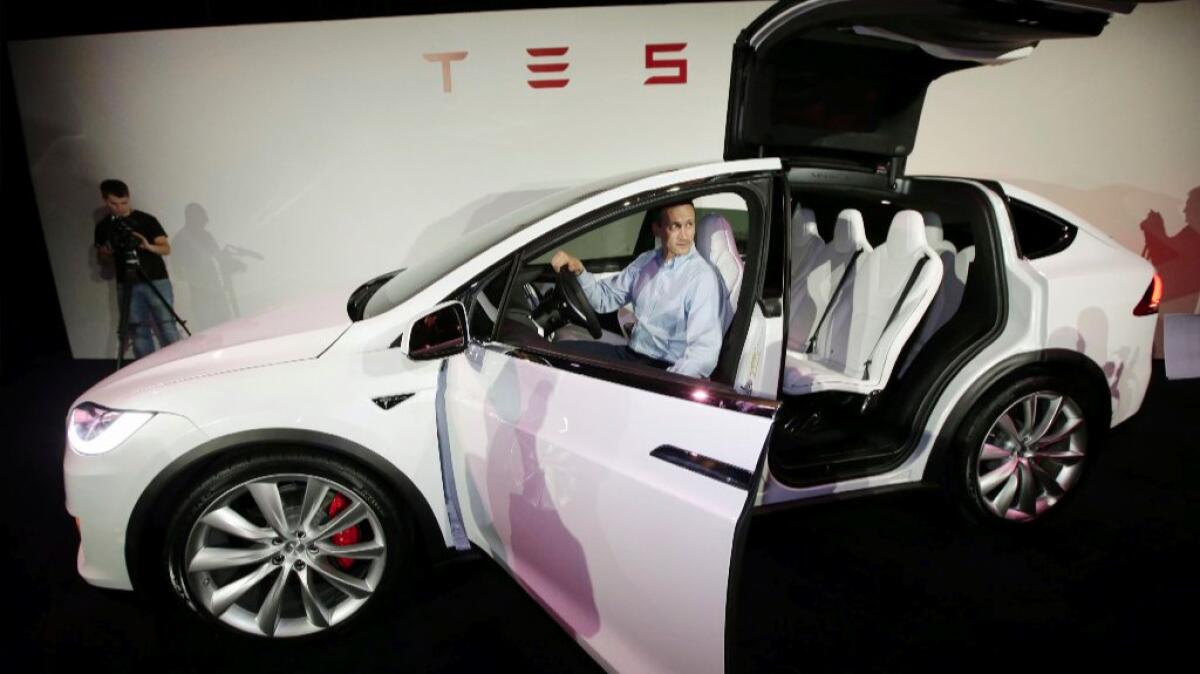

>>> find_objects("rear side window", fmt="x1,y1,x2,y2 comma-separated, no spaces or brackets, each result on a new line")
1008,199,1078,260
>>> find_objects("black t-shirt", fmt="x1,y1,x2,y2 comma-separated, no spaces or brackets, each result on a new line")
94,210,170,281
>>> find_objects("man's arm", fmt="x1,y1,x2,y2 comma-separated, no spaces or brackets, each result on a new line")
94,222,113,263
668,270,723,378
135,234,171,256
551,250,642,314
137,215,172,256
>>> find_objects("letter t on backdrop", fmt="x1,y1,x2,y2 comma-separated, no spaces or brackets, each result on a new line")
423,51,469,93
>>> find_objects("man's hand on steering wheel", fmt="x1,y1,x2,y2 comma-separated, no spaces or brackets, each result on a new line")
550,250,584,275
549,250,602,339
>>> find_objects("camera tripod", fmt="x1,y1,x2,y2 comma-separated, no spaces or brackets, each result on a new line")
115,260,192,369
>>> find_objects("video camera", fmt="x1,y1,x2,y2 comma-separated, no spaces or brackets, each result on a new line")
108,216,142,268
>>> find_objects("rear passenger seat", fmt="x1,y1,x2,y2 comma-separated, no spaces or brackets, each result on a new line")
786,208,872,352
789,207,823,286
784,210,943,396
898,212,976,375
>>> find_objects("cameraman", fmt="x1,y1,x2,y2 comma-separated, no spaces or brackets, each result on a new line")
93,179,181,358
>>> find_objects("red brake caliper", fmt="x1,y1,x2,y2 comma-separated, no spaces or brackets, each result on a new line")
326,492,361,570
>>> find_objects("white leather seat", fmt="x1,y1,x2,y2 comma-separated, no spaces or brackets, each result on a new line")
923,211,958,256
789,207,824,286
956,245,976,285
899,211,965,373
695,213,742,331
787,207,824,351
696,213,767,391
786,208,871,352
784,210,943,395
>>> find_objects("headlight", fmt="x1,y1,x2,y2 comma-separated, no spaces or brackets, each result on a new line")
68,402,154,455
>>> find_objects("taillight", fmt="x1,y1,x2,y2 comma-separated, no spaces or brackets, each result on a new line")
1133,273,1163,316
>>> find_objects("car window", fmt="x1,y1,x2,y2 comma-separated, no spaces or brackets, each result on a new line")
1009,199,1078,259
495,190,753,386
463,262,512,341
360,164,698,321
529,212,643,266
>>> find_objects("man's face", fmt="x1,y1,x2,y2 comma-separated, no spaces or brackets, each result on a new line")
104,195,132,218
654,204,696,260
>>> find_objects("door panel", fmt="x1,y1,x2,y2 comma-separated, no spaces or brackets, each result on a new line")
444,343,774,674
725,0,1140,167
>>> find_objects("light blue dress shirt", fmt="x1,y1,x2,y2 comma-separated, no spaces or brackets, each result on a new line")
578,246,726,378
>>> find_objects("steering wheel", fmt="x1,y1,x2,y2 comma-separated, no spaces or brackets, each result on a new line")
556,267,603,339
522,282,542,311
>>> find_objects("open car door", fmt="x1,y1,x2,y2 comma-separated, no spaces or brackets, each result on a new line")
443,344,776,674
725,0,1150,179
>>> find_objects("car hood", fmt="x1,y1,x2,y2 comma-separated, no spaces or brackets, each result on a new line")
77,290,352,408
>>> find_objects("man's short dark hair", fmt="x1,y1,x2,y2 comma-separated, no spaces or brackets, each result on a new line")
655,199,695,226
100,179,129,199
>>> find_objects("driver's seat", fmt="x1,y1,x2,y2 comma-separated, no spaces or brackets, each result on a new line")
696,214,767,394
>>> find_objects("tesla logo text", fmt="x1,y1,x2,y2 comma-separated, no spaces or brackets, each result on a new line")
527,47,571,89
421,44,689,92
423,51,469,93
644,43,687,85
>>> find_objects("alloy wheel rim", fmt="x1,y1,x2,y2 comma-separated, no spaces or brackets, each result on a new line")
181,474,388,637
974,391,1087,522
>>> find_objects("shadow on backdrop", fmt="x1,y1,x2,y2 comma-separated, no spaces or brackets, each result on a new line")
88,205,118,358
171,203,262,333
1140,186,1200,314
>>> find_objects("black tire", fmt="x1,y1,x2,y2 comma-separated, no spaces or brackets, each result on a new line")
945,372,1104,528
159,448,415,640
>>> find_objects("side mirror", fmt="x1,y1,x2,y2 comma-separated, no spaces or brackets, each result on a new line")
405,301,469,361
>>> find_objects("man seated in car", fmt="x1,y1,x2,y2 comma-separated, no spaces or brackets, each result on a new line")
550,200,725,378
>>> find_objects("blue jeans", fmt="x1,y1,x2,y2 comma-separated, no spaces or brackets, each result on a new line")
122,279,181,358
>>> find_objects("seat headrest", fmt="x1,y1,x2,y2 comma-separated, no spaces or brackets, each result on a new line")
832,209,869,254
955,245,976,283
886,210,930,255
696,213,741,323
922,211,944,246
792,207,820,240
697,213,741,279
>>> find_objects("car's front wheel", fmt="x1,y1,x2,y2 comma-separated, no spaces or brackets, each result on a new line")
948,374,1101,526
162,450,413,638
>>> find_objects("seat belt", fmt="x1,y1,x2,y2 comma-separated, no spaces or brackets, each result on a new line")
805,250,862,354
863,256,929,380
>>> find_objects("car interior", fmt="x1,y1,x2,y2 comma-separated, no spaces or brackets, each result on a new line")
454,187,774,394
768,175,1005,487
452,174,1005,489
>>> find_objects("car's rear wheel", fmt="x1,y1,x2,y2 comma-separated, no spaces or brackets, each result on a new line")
948,374,1101,526
162,450,413,638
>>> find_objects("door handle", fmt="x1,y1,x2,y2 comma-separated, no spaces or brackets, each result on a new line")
650,445,753,490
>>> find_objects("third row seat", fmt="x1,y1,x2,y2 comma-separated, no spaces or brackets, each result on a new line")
784,209,943,396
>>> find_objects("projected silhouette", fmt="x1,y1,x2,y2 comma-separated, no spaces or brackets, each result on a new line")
172,203,261,330
1140,186,1200,312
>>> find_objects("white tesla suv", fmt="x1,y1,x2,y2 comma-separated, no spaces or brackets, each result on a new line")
63,1,1162,672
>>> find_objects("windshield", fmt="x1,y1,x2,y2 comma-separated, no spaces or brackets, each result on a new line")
360,166,689,319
